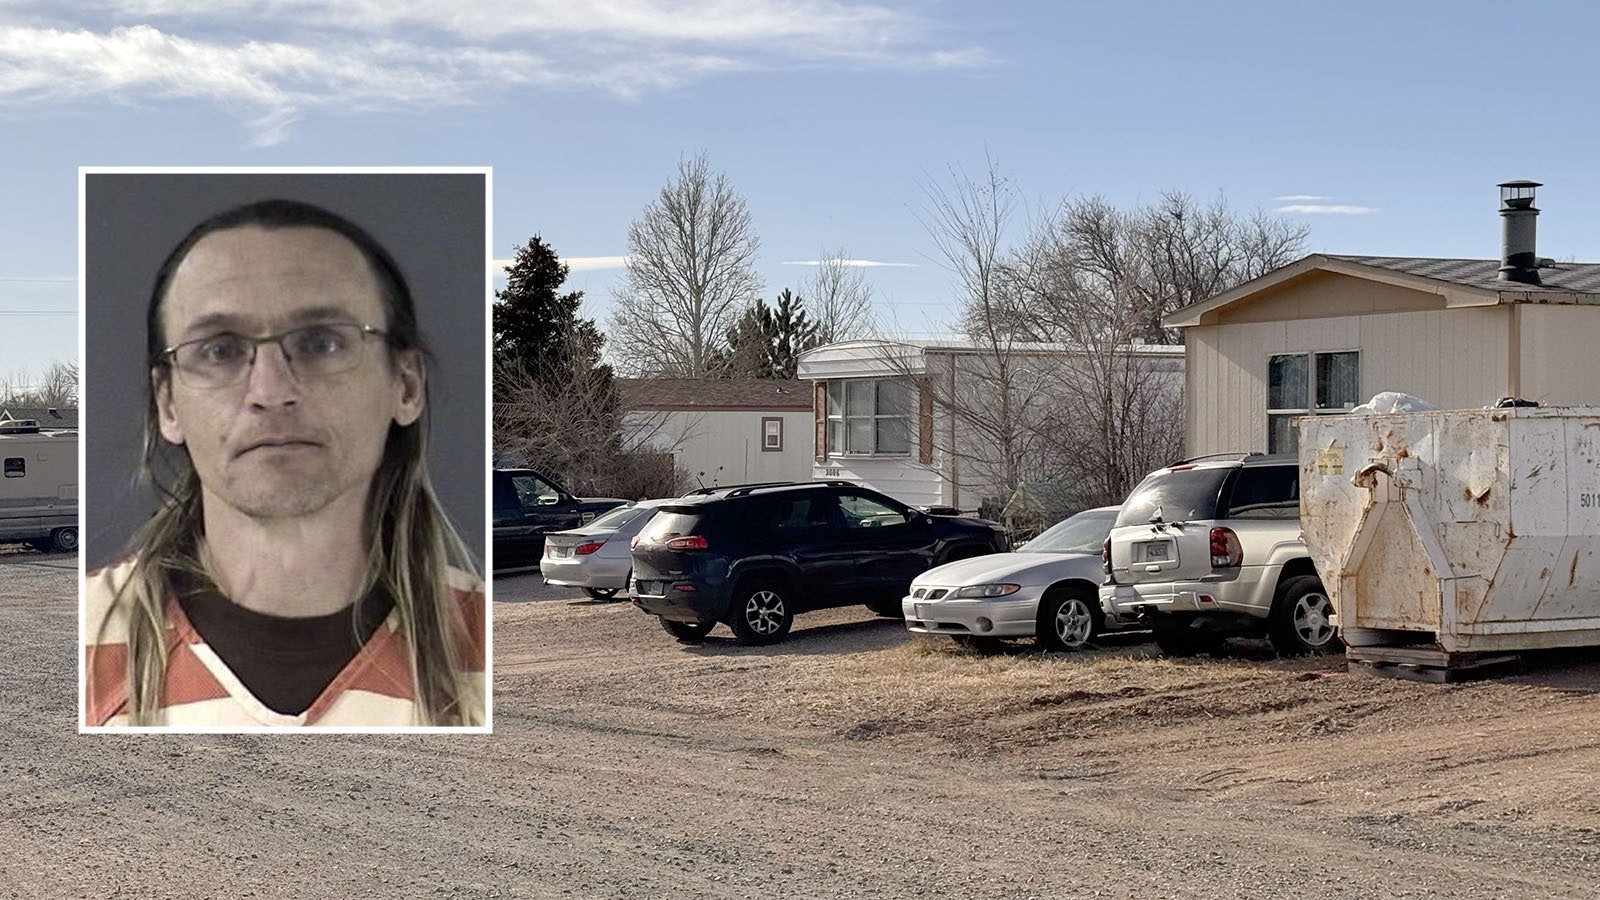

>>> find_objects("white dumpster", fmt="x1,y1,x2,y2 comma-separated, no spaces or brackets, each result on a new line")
1299,406,1600,653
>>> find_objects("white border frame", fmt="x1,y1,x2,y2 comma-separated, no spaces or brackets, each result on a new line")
77,165,495,735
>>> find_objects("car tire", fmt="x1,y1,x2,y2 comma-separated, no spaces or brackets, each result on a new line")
50,527,78,554
951,634,1004,654
727,578,793,646
659,618,713,643
1268,575,1341,656
583,587,621,602
1151,614,1211,657
1037,586,1101,652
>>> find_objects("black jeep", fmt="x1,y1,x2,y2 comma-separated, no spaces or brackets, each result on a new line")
631,481,1009,645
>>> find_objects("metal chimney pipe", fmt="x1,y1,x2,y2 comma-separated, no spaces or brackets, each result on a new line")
1498,180,1542,285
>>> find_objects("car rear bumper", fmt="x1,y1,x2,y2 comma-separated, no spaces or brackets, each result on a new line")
631,577,728,623
540,555,631,589
1101,576,1265,618
902,591,1040,639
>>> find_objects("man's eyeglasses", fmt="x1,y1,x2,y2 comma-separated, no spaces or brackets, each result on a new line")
159,323,390,390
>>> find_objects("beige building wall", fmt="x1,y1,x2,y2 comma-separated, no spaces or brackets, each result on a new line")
1185,282,1516,455
1518,304,1600,406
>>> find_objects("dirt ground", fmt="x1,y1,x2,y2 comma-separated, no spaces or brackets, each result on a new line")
6,561,1600,898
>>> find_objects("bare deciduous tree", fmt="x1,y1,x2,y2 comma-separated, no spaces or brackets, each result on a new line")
882,165,1308,516
804,249,876,343
494,329,687,499
915,159,1042,503
609,152,763,377
2,361,79,409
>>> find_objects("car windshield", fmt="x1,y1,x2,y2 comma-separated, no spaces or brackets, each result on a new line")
1024,509,1119,553
587,504,647,531
1115,467,1232,527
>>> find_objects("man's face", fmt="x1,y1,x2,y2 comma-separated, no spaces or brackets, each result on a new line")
153,225,424,522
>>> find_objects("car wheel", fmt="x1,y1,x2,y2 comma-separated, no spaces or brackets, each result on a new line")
951,634,1004,654
50,527,78,554
1151,614,1211,657
727,579,794,646
1037,587,1101,652
583,587,621,601
659,618,714,643
1269,575,1341,656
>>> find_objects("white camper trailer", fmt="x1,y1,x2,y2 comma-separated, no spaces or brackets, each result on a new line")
0,419,78,552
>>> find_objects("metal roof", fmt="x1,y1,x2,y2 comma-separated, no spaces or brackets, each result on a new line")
1327,255,1600,294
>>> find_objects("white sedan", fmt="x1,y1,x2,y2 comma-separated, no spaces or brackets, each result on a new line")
540,498,674,600
903,506,1122,651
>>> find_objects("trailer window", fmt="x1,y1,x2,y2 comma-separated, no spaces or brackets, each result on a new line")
3,458,23,477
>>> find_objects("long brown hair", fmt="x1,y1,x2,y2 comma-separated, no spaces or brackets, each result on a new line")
99,198,482,726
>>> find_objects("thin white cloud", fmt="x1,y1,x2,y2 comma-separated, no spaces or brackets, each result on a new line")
0,2,990,142
782,258,918,268
1275,194,1332,202
494,255,630,273
1275,204,1380,215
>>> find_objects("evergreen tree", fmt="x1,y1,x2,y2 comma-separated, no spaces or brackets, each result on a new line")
493,236,604,381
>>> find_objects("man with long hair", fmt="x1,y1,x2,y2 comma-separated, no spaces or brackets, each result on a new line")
84,199,484,728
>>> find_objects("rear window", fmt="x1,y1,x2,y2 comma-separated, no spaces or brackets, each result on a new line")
641,508,707,542
587,504,646,531
1115,467,1232,527
1223,465,1300,519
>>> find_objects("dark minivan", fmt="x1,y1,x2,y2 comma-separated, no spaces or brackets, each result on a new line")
631,481,1009,645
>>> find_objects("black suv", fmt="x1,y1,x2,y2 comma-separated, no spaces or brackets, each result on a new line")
631,481,1009,645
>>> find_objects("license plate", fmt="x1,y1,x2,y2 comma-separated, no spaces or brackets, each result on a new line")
1141,542,1169,562
639,580,663,596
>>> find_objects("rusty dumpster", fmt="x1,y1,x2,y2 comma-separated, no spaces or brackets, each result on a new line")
1299,406,1600,653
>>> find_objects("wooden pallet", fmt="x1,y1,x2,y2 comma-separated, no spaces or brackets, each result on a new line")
1346,645,1521,683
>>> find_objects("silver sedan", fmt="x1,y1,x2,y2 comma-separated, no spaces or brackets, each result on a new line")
903,506,1122,651
540,498,674,600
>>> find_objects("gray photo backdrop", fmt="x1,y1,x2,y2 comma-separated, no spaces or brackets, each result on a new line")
83,172,487,569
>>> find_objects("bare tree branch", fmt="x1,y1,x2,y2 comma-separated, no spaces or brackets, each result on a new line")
804,249,876,343
610,152,764,377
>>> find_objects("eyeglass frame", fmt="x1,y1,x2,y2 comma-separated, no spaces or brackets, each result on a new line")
155,322,393,389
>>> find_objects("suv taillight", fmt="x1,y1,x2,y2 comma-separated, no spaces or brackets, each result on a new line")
574,541,604,556
666,535,709,551
1210,527,1242,567
1101,537,1112,574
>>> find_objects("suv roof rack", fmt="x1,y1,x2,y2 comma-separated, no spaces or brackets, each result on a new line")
685,479,862,499
1168,451,1262,466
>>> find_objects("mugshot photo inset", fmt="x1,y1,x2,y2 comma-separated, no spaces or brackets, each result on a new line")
82,170,489,730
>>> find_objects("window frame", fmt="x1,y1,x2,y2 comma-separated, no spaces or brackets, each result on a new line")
1267,350,1360,454
761,416,783,452
2,457,22,478
824,377,912,457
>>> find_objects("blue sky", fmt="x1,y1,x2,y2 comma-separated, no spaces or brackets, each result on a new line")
3,0,1599,385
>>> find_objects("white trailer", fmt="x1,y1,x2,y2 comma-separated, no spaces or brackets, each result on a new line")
1299,407,1600,662
0,421,78,552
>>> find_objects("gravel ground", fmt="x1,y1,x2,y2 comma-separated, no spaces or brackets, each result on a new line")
4,562,1599,898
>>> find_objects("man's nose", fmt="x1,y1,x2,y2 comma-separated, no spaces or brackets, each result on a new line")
242,340,301,407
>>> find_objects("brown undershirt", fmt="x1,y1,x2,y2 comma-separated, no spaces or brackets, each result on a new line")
174,572,394,715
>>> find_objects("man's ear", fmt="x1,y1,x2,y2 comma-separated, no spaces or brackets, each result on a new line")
392,349,425,427
152,368,184,445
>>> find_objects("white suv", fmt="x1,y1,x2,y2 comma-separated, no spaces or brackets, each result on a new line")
1099,454,1337,656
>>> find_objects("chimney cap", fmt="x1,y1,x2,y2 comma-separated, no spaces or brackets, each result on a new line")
1499,179,1542,211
